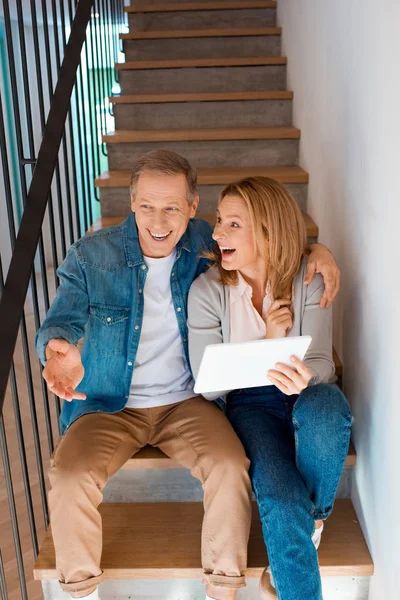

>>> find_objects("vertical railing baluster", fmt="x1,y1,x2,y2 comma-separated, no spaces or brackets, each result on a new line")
60,0,80,245
88,9,102,198
93,0,108,157
0,414,28,600
0,548,8,600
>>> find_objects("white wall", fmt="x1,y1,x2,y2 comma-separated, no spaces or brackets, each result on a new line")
277,1,400,598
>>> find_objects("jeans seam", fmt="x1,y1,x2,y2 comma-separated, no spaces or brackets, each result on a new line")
252,478,282,600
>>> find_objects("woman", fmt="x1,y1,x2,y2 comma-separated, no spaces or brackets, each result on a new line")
187,177,352,600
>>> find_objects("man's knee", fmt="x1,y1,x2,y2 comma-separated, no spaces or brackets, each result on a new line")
49,437,107,493
200,444,250,485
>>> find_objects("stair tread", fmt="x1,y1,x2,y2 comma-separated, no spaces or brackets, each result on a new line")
87,211,317,237
115,56,287,69
126,2,277,13
110,91,293,103
95,166,308,187
33,499,373,579
120,27,281,40
103,127,300,143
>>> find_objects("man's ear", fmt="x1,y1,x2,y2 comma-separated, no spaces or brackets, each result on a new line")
130,194,136,212
190,195,200,218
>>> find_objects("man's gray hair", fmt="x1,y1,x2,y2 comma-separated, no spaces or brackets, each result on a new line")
130,149,198,205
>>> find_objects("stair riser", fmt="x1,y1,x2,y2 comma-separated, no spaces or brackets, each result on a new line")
119,65,287,94
107,139,299,170
99,182,308,217
114,99,292,129
42,577,371,600
102,466,353,503
123,35,281,60
128,9,277,31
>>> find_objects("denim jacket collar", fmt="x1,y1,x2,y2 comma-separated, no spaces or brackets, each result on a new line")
123,212,193,267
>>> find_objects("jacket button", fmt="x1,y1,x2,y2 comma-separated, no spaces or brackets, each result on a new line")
106,317,111,322
177,307,181,312
135,325,139,330
128,361,133,366
141,265,146,270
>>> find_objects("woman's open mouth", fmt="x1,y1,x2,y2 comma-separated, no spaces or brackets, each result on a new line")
149,230,172,242
220,246,236,257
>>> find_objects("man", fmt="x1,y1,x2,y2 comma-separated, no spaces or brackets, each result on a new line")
36,150,340,600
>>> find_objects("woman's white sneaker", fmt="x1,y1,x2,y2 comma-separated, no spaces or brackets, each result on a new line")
260,521,325,595
312,521,324,550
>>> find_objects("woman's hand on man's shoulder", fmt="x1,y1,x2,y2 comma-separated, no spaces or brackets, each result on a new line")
304,244,340,308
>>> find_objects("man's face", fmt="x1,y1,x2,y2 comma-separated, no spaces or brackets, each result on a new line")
131,172,199,258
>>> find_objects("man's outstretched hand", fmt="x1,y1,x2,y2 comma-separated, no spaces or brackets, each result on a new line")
305,244,341,308
43,338,86,401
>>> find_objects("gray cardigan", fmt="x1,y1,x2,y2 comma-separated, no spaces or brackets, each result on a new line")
187,256,336,401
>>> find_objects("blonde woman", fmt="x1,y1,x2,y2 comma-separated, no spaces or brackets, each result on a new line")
187,177,352,600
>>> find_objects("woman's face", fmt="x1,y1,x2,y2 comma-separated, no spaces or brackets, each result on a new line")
212,194,262,272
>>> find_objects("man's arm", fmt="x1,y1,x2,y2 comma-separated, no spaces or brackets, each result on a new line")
35,245,89,365
304,243,340,308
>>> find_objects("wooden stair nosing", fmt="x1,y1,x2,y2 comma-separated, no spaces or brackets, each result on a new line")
103,127,301,144
126,2,278,14
33,500,373,580
109,91,294,104
95,166,309,188
87,211,317,238
120,27,282,40
115,56,287,70
122,440,356,470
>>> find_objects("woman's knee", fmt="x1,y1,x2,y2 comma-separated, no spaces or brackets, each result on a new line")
294,384,352,424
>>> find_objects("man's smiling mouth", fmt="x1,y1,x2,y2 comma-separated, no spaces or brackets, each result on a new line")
149,230,172,241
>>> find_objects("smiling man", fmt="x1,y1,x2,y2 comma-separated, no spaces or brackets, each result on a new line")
35,150,340,600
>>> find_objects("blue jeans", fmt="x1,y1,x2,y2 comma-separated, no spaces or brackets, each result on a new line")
227,383,352,600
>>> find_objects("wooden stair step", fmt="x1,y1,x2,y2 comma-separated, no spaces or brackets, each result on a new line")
120,27,281,40
33,500,373,580
103,127,301,144
87,211,317,238
126,2,277,13
122,440,356,470
95,166,308,188
110,91,294,104
115,56,287,70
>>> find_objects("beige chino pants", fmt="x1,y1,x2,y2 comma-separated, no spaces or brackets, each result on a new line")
48,397,253,597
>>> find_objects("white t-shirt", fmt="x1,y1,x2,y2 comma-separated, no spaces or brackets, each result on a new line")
126,250,196,409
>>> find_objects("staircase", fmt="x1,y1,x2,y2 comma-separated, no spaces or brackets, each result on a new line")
34,2,373,599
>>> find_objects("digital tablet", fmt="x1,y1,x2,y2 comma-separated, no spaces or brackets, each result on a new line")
193,335,312,394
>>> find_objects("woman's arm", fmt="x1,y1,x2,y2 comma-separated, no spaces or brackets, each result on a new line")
187,273,228,401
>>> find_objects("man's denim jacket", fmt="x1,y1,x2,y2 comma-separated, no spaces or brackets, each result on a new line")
35,213,214,434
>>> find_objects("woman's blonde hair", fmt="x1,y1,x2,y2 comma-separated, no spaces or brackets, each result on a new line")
208,176,307,300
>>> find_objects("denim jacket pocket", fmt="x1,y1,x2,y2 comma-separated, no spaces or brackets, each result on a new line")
88,303,130,357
